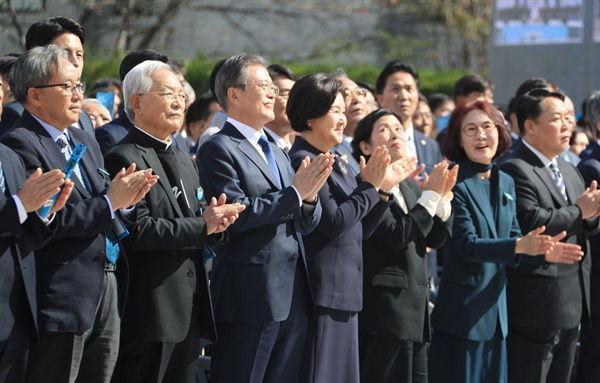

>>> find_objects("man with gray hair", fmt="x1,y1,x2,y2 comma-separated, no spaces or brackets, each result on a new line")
0,45,157,383
576,89,600,383
104,60,245,383
196,53,334,382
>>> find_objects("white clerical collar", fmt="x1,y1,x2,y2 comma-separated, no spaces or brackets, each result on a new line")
133,125,172,149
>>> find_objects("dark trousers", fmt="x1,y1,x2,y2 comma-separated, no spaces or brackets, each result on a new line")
0,322,30,383
507,324,578,383
578,317,600,383
210,264,310,383
359,334,427,383
25,272,120,383
299,306,359,383
111,306,202,383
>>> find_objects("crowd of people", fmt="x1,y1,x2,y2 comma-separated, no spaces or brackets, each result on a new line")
1,15,600,383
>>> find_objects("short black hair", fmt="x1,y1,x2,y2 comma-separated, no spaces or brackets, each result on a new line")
186,92,218,125
119,50,169,82
375,60,419,95
209,59,227,98
428,93,452,113
352,108,403,162
25,17,85,50
516,88,565,135
515,77,553,98
287,73,341,133
453,74,492,100
0,54,20,76
268,64,296,81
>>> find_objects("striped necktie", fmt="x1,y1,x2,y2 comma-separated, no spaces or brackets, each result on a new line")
549,162,567,201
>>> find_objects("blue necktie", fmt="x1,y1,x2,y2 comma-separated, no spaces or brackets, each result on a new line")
549,162,568,201
56,133,120,264
0,157,6,196
258,135,281,188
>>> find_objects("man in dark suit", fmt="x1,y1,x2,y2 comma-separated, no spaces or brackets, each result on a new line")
376,60,442,176
96,50,170,155
196,53,333,382
1,45,156,383
0,75,75,383
576,90,600,383
104,60,244,383
500,88,600,383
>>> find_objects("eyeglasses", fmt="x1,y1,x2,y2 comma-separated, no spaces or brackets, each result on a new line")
33,82,86,95
245,82,279,96
462,124,496,137
278,89,291,99
138,91,190,107
341,87,368,99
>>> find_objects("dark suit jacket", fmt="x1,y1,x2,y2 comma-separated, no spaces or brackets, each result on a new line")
501,142,597,329
95,114,134,156
0,144,54,341
432,162,522,341
0,111,128,333
414,129,443,176
104,128,216,343
289,136,390,312
360,178,451,342
0,101,24,136
577,145,600,318
196,122,321,323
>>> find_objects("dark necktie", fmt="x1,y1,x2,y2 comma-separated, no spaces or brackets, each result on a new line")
549,162,567,201
258,135,281,188
56,133,120,264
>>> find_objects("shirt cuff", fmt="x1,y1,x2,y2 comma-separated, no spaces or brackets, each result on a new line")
417,190,441,217
12,195,28,224
103,195,116,219
290,185,303,207
119,205,136,219
436,196,453,222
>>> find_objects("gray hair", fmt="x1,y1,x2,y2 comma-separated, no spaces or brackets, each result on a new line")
122,60,173,122
586,90,600,133
215,53,267,112
10,45,68,105
82,98,110,113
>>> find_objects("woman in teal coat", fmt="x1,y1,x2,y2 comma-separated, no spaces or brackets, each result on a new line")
428,101,583,383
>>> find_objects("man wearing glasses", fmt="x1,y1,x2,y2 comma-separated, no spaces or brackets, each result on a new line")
1,45,157,383
264,64,297,152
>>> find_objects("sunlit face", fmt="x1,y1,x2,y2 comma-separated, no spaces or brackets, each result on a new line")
29,57,82,130
51,33,84,75
413,101,433,137
0,74,10,107
133,69,187,140
570,131,589,156
305,93,346,152
271,76,295,130
338,77,367,131
377,71,419,125
525,97,571,159
361,114,405,162
460,109,498,165
564,96,576,130
82,102,112,128
230,65,276,129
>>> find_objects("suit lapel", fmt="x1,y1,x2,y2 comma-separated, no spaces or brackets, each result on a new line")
140,146,185,218
558,160,578,204
273,148,290,187
1,150,20,196
463,175,498,238
399,180,417,210
517,142,567,206
238,137,281,189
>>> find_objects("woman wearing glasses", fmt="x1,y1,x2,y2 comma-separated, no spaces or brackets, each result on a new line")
286,73,400,383
428,101,583,383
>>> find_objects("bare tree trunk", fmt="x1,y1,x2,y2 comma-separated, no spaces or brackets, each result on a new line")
114,0,136,56
136,0,191,50
5,0,26,50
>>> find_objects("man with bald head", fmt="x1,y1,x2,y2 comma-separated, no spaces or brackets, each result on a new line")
1,45,156,383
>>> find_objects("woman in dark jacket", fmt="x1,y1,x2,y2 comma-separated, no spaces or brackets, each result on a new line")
428,101,583,383
353,108,455,383
286,73,402,383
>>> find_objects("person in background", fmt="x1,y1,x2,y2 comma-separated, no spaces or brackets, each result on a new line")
197,59,228,147
570,126,590,158
0,54,21,135
264,64,297,151
179,92,221,158
81,98,112,129
353,108,454,383
429,100,583,383
356,80,379,113
286,73,404,383
90,77,122,118
413,93,435,138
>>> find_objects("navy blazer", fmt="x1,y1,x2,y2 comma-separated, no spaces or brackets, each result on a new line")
289,136,390,312
501,142,596,329
95,113,134,156
196,122,320,323
432,162,522,341
414,129,443,176
0,111,128,333
0,144,54,341
578,144,600,318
